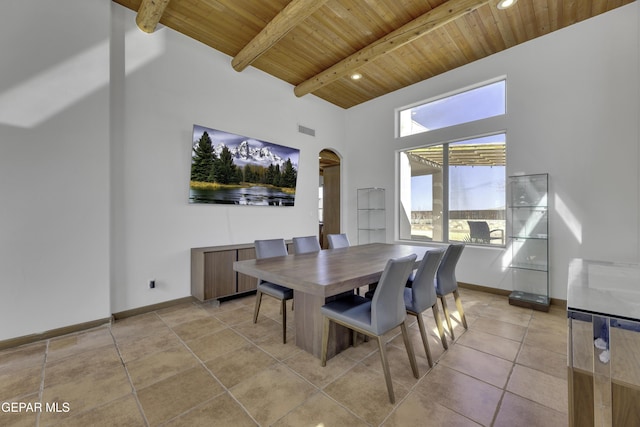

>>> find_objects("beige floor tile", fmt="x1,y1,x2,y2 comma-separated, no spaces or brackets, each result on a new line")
156,302,211,327
284,348,357,388
389,317,448,363
171,316,227,341
494,392,568,427
251,330,301,361
0,342,46,372
110,313,170,341
471,317,527,342
40,366,132,425
506,364,568,414
230,364,317,426
47,394,145,427
205,343,278,388
186,328,249,362
517,343,568,380
457,329,521,361
273,392,368,427
137,365,224,426
323,364,409,425
1,289,575,427
523,327,567,356
47,326,114,362
163,393,258,427
479,302,533,328
383,392,481,427
115,328,182,363
361,340,430,389
126,343,200,389
233,316,288,342
413,364,502,426
439,344,513,388
0,364,42,401
0,392,40,427
211,305,255,326
43,345,124,387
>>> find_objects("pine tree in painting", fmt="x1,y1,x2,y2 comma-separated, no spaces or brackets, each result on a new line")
191,131,216,182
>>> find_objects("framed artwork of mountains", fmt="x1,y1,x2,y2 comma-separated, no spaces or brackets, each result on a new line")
189,124,299,206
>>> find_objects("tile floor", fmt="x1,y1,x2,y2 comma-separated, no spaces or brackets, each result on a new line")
0,288,569,426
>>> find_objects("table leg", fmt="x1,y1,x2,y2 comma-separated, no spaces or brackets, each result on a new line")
294,291,352,359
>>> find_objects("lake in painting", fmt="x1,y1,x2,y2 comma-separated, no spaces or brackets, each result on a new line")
189,185,295,206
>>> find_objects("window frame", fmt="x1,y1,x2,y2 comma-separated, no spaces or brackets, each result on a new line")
395,77,507,247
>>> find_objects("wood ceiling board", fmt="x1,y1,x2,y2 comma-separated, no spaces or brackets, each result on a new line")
112,0,636,109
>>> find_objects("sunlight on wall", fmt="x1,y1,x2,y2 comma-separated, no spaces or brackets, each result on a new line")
0,28,165,128
555,193,582,244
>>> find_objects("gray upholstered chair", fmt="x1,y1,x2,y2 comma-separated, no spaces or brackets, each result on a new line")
292,235,321,254
253,238,293,344
320,254,419,404
404,248,447,367
327,233,350,249
435,243,467,340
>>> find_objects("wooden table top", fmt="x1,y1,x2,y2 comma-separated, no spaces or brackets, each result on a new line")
233,243,440,297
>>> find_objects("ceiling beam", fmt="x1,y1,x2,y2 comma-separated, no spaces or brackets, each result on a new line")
232,0,329,72
294,0,490,98
136,0,172,33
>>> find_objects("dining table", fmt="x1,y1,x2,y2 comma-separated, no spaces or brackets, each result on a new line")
233,242,441,359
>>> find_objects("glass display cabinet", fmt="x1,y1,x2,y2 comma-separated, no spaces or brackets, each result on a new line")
508,173,549,311
567,259,640,426
357,187,385,244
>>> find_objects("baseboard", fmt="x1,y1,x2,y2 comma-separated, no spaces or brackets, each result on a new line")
112,296,197,320
0,296,198,351
458,282,567,308
0,317,112,351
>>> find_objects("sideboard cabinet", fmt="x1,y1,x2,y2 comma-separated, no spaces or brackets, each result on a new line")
191,241,293,301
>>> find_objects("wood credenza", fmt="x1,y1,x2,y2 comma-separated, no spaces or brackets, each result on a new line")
191,241,292,301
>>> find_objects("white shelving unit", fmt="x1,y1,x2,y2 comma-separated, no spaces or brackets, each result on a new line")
508,173,550,311
357,188,385,244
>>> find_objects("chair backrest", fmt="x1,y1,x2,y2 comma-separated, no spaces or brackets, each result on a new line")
370,254,417,335
435,244,464,295
410,248,446,311
293,235,321,254
467,221,490,242
327,233,350,249
254,238,288,260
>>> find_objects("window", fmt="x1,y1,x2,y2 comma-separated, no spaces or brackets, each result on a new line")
399,80,506,137
398,80,506,246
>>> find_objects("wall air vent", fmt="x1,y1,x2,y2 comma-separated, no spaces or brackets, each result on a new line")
298,125,316,137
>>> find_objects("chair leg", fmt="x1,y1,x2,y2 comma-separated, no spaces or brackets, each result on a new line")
376,336,395,404
453,290,468,329
321,317,330,367
400,321,419,379
415,314,433,367
439,295,455,340
431,304,448,350
281,299,287,344
253,291,263,323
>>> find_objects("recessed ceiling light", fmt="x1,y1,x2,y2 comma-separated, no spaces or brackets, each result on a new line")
497,0,518,9
350,72,362,80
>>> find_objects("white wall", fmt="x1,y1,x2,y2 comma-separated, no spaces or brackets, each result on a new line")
344,2,640,300
0,0,111,340
109,5,345,313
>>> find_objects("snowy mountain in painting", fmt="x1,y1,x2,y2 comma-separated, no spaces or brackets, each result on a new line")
214,140,284,166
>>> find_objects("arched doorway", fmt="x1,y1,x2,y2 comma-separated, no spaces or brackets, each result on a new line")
319,149,341,249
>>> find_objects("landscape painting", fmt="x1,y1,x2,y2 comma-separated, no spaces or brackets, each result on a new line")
189,125,299,206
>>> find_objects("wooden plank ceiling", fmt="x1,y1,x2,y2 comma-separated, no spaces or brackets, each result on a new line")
113,0,634,109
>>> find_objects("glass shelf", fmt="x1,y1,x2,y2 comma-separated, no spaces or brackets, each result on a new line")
508,173,549,311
